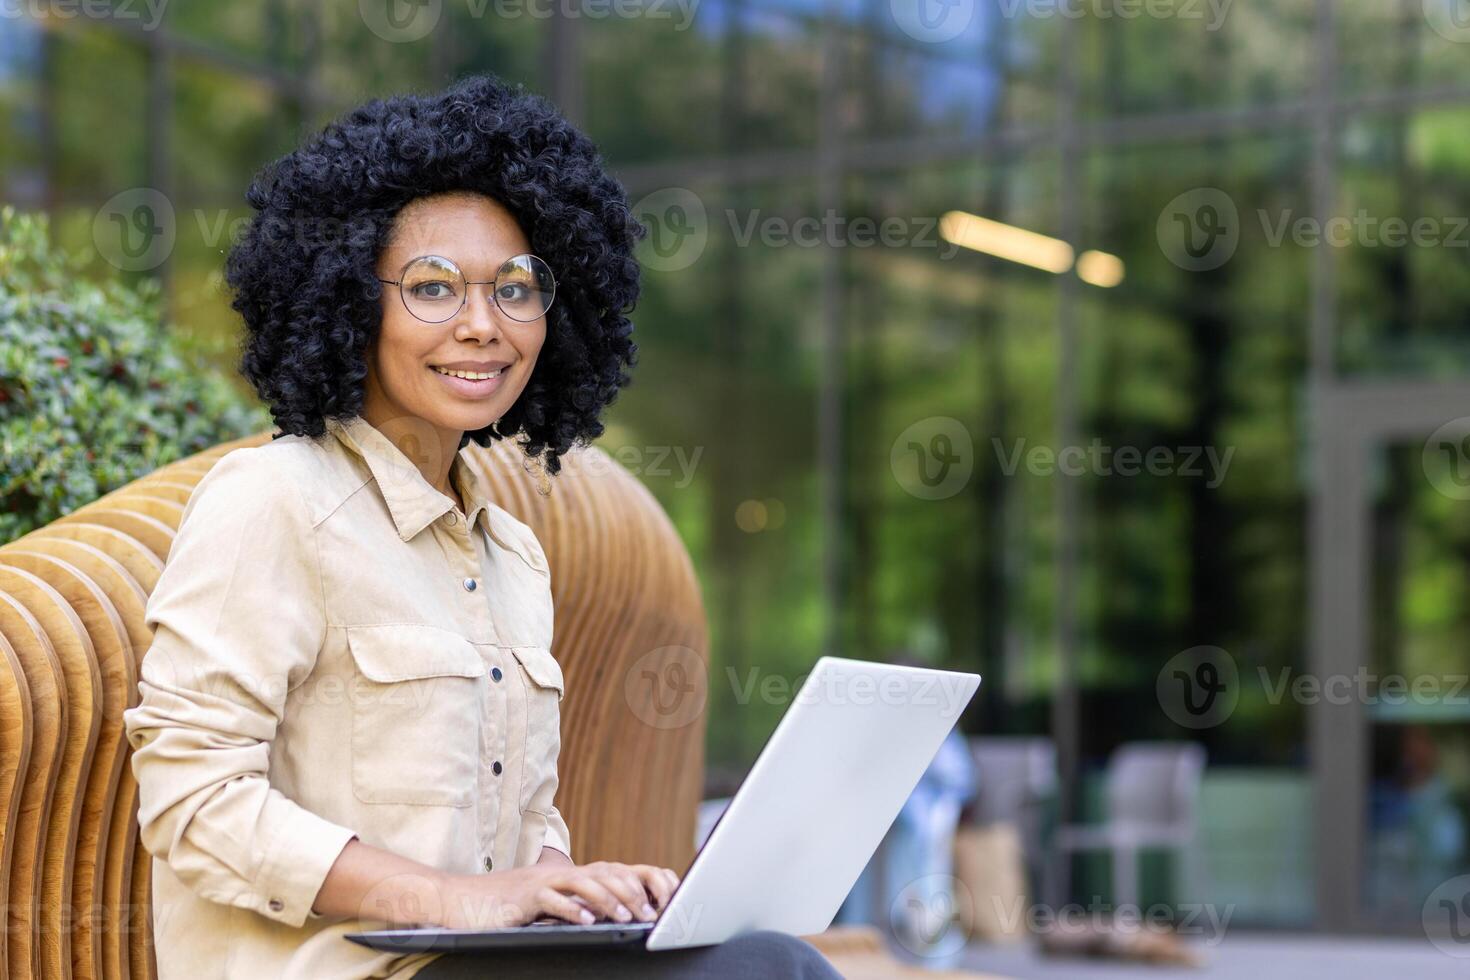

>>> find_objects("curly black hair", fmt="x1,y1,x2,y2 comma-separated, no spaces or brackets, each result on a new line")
225,73,642,477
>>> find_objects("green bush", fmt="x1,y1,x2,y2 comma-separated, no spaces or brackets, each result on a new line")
0,207,270,542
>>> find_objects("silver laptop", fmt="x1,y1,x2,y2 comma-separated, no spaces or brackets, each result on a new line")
346,655,980,954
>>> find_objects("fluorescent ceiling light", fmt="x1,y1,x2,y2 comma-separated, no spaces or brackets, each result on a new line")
1076,249,1125,288
940,210,1074,274
939,210,1125,287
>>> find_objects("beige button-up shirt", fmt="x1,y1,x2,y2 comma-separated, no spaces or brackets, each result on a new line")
122,413,572,979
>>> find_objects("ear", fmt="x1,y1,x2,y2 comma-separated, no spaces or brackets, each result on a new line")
360,333,381,394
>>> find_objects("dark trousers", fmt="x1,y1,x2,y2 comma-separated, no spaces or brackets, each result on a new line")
411,930,845,979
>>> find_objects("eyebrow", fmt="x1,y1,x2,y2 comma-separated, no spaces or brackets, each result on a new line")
388,250,531,273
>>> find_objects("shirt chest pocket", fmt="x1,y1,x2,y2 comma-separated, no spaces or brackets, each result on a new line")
506,645,565,814
346,624,486,807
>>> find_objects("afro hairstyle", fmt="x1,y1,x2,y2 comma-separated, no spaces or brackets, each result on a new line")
225,73,643,476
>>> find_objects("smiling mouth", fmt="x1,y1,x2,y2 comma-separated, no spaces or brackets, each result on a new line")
431,366,506,380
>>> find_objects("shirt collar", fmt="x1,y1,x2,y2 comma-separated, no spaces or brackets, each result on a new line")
324,414,495,542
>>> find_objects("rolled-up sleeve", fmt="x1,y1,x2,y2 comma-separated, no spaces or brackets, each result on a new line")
122,448,358,929
526,803,573,862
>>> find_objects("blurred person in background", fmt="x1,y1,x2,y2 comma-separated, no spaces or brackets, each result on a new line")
833,651,978,967
1368,724,1467,914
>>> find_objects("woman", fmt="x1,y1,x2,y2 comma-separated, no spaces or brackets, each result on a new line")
121,75,839,980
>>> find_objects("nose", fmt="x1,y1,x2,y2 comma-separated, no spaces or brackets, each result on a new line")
454,282,509,344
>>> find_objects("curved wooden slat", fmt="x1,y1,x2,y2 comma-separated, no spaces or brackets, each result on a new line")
45,513,173,567
63,498,184,533
131,460,213,483
106,484,192,507
0,590,70,980
128,841,153,980
26,526,163,596
0,631,33,980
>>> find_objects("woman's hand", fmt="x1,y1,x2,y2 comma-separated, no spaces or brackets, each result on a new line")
433,861,681,930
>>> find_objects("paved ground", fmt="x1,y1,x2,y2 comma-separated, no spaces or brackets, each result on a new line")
958,933,1467,980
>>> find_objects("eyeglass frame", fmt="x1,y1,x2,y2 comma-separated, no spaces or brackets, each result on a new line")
376,252,557,324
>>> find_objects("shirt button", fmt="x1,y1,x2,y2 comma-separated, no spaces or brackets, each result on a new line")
268,898,284,912
484,856,493,872
492,760,502,776
463,578,477,592
491,666,502,682
446,512,459,525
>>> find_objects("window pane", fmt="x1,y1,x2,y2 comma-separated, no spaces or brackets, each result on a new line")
1339,0,1470,98
1076,0,1315,119
1338,108,1470,377
583,13,726,163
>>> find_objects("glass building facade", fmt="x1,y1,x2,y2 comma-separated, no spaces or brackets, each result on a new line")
4,0,1470,935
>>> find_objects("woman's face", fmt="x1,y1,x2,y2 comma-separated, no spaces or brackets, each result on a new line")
364,190,547,441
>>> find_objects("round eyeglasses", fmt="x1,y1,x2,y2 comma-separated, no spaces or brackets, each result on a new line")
378,253,556,324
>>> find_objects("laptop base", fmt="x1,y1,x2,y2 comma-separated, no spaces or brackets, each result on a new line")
346,921,654,953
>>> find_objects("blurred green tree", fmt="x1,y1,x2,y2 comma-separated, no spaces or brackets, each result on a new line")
0,207,269,541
